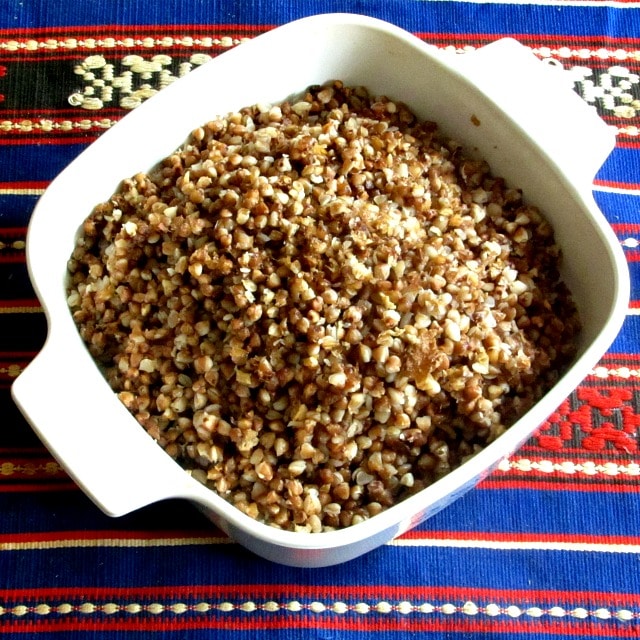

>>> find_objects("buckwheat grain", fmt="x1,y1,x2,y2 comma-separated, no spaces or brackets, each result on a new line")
67,81,580,532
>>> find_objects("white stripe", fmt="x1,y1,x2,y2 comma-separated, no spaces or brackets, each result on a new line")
500,457,640,476
593,184,640,196
592,363,640,377
391,537,640,554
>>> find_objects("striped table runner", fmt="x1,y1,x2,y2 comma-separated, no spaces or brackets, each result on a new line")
1,1,639,637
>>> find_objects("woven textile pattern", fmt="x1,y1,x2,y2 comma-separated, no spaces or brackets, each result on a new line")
0,0,639,638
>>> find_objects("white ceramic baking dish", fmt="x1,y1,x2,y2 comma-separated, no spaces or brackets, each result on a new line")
12,13,629,567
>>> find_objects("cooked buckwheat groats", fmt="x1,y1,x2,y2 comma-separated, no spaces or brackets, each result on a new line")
67,81,580,532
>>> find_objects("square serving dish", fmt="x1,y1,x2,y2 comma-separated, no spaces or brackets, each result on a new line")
12,14,629,567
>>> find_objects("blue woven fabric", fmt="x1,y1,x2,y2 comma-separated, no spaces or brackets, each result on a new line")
1,0,639,637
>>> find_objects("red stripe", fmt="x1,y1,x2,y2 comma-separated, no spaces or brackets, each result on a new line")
0,299,41,309
0,529,221,544
0,227,27,236
0,181,49,191
519,443,638,457
603,112,638,119
1,582,637,604
0,23,273,37
615,140,640,149
611,223,640,233
602,112,640,122
0,48,223,62
0,447,48,454
400,529,640,546
0,256,26,264
0,617,636,636
594,178,640,191
0,135,95,146
0,107,123,117
414,31,640,47
600,352,640,361
0,482,78,493
0,354,38,362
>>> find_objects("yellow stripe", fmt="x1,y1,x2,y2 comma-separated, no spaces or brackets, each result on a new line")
0,188,45,196
0,536,230,551
0,307,43,314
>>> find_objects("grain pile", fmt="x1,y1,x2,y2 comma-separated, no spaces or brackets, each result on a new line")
67,81,580,532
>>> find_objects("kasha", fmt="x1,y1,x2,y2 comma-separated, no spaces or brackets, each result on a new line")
67,81,580,533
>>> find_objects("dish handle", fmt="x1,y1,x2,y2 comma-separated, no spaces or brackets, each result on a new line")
451,38,616,186
11,331,195,517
